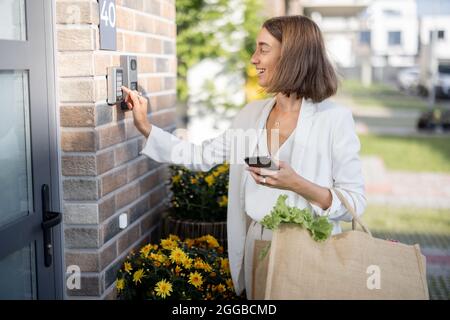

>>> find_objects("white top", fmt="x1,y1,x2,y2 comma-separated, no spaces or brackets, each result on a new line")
244,121,298,221
139,97,366,295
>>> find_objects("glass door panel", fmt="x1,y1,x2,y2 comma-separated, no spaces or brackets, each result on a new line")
0,71,33,228
0,244,36,299
0,0,27,41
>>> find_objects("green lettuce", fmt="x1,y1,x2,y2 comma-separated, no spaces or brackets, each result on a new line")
260,194,333,242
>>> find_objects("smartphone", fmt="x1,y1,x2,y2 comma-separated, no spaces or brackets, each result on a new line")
244,156,279,170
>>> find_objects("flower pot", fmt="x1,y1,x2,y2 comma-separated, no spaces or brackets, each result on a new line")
164,214,227,250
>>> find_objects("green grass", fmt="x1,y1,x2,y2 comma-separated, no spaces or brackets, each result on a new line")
341,205,450,235
338,79,447,110
360,134,450,173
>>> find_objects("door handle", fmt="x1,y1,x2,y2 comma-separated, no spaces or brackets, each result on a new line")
41,184,62,267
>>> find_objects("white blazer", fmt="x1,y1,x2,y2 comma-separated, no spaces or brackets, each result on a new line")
140,97,366,295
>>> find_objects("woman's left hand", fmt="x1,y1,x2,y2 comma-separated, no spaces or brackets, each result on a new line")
246,160,301,191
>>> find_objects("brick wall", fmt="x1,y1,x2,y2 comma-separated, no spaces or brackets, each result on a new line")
56,0,176,299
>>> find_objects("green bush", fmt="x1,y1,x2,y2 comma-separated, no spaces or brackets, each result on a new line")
168,163,229,222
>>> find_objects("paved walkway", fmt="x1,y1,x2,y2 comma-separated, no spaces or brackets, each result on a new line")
363,156,450,209
362,157,450,300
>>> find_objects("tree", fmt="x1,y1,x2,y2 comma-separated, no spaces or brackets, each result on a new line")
176,0,267,121
176,0,233,104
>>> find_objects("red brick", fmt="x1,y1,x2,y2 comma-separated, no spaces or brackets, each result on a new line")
114,140,139,166
146,37,162,54
61,130,96,152
97,123,126,150
96,149,115,174
115,182,140,210
139,171,159,194
62,155,96,176
117,224,140,253
99,195,116,223
60,105,95,127
101,167,128,196
149,109,176,128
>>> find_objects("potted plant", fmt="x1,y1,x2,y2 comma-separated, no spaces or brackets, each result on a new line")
116,234,240,300
163,163,229,249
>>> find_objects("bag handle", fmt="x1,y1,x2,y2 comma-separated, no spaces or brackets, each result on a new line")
331,188,372,237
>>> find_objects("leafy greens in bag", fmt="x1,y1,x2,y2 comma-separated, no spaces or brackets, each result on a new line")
260,194,333,242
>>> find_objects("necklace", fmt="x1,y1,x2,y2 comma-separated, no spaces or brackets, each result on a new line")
271,108,299,128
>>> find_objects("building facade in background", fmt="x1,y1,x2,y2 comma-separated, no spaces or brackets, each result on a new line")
304,0,450,83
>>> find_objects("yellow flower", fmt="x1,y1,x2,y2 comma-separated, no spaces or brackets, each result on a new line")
150,253,166,263
203,263,213,272
226,278,234,289
216,164,228,174
172,175,181,184
204,235,220,248
220,258,230,271
168,234,180,241
161,239,178,250
124,262,132,274
116,278,125,291
188,271,203,288
193,259,204,269
190,177,198,184
133,269,145,284
218,195,228,207
140,244,151,258
181,256,193,269
214,283,226,293
205,174,215,187
185,239,195,248
154,279,173,299
170,247,187,264
193,258,212,272
175,266,182,274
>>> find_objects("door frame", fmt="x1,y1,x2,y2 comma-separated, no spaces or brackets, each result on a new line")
45,0,64,300
0,0,63,299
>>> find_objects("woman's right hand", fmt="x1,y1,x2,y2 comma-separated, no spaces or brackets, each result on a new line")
121,86,152,138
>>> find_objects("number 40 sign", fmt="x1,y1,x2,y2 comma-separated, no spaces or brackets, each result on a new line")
99,0,117,50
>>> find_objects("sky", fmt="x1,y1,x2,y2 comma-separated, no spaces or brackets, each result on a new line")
417,0,450,15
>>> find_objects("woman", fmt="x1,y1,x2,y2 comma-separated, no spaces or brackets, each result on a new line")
122,15,366,299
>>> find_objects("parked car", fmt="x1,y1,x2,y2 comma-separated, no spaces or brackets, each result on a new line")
397,67,420,93
435,64,450,98
418,60,450,98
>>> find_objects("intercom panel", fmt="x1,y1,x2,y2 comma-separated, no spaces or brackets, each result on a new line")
120,55,138,110
106,66,124,105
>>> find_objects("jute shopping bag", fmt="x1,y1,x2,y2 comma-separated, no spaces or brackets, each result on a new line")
252,239,270,300
253,189,429,300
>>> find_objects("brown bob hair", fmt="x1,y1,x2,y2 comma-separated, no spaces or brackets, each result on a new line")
262,15,338,103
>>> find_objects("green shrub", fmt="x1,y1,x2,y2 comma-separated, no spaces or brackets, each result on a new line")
168,163,229,221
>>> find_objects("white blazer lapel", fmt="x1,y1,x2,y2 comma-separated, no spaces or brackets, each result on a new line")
239,98,276,207
290,98,317,174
